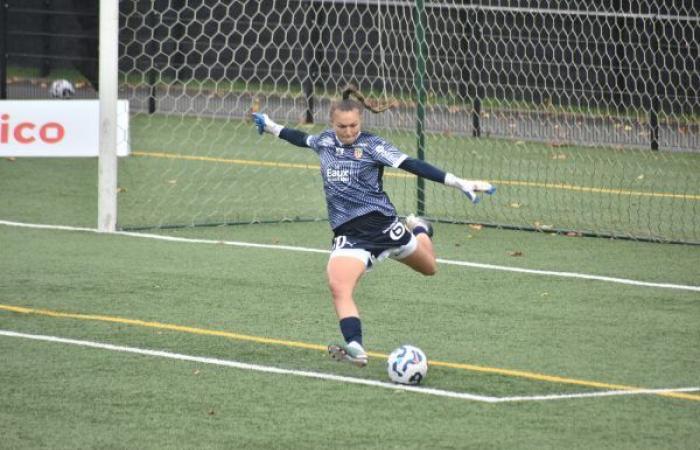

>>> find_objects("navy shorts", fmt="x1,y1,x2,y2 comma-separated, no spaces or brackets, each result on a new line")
330,212,417,268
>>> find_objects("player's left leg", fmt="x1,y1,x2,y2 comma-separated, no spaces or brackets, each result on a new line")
326,256,365,319
326,255,369,367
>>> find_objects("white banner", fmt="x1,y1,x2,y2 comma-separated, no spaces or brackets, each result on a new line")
0,100,130,157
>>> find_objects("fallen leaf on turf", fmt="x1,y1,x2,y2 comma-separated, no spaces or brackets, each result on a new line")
509,202,522,209
508,251,523,257
468,224,483,230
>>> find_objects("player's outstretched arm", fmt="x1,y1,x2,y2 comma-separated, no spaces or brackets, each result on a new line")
252,113,310,148
399,157,495,204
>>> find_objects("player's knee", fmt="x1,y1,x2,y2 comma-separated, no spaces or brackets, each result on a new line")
422,262,437,276
415,259,437,276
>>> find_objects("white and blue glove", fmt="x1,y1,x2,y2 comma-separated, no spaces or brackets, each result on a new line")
444,173,496,204
252,113,283,137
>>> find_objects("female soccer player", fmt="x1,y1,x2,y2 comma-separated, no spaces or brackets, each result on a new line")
253,87,494,367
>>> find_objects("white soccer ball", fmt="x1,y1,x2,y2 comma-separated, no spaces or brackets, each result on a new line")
387,345,428,385
49,79,76,99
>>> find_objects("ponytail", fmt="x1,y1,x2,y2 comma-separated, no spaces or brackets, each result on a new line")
330,85,397,118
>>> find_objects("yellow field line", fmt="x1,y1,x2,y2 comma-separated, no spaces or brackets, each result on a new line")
133,150,699,200
2,304,698,402
491,179,700,200
133,151,320,171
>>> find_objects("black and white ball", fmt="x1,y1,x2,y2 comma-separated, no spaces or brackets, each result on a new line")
49,79,76,99
387,345,428,385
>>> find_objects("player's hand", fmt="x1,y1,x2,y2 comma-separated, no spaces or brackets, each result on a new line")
252,113,283,137
445,174,496,204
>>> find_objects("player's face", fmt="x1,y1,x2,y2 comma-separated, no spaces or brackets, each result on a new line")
331,109,362,145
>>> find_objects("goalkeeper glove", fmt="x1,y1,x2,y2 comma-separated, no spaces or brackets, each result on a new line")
444,173,496,204
252,113,283,137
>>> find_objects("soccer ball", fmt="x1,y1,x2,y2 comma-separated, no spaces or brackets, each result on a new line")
387,345,428,385
49,79,76,99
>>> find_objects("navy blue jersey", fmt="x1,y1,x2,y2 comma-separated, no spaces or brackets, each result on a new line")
306,130,408,229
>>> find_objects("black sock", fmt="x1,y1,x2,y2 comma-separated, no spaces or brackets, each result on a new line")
339,316,362,345
412,226,429,236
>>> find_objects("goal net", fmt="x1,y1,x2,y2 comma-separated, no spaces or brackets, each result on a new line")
117,0,699,243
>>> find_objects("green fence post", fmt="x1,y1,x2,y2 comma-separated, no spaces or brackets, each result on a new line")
414,0,427,216
146,3,158,114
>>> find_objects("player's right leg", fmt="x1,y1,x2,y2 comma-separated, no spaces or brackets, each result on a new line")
398,214,437,276
326,255,369,367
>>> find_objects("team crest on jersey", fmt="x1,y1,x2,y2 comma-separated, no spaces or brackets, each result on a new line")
354,148,363,159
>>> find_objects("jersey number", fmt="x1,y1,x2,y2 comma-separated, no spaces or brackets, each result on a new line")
388,222,406,241
332,235,348,250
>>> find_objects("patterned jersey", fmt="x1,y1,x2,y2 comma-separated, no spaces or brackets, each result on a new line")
306,130,408,230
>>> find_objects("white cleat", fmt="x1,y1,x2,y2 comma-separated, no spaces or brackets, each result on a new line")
328,341,368,368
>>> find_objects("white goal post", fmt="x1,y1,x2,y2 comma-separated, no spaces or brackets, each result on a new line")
98,0,119,232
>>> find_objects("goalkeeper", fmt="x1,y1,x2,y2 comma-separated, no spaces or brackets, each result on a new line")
253,87,495,368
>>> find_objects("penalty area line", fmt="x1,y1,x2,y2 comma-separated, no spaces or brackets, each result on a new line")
1,219,699,292
1,329,698,404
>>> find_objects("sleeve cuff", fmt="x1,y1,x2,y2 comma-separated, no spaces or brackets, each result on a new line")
392,154,408,168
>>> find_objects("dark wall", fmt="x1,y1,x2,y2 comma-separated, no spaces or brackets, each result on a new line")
5,0,98,88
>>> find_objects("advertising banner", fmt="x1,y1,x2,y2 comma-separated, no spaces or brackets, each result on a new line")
0,100,130,157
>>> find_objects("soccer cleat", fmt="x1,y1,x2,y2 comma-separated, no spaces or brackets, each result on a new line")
328,341,368,368
405,214,434,238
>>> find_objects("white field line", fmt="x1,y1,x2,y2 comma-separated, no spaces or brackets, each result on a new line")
436,259,700,292
0,329,495,403
2,220,699,292
2,330,698,404
494,387,700,403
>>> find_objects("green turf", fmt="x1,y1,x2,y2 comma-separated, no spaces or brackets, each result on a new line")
0,222,698,449
0,158,97,227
